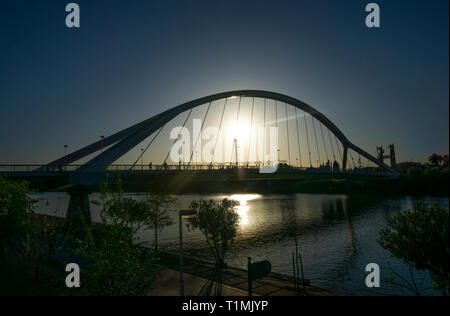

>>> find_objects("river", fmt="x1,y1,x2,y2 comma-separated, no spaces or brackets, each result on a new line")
33,192,448,296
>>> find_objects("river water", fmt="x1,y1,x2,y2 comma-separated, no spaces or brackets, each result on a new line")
33,192,448,296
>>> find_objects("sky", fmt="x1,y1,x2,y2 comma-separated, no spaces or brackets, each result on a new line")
0,0,448,165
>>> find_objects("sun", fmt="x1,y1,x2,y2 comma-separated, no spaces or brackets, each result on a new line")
228,122,250,144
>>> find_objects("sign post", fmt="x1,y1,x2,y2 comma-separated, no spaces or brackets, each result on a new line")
247,257,272,296
248,257,252,296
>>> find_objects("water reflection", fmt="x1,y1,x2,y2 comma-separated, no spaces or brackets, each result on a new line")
228,194,261,227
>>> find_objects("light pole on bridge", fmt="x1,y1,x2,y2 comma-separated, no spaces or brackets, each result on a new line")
64,145,68,171
100,135,105,153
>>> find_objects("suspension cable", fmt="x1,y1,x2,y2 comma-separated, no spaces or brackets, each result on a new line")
248,97,255,164
311,116,321,167
188,102,212,166
285,103,291,166
349,149,356,170
163,108,193,165
304,112,312,167
327,129,336,162
230,97,242,163
334,135,343,166
263,98,266,165
275,100,278,164
210,98,228,163
320,123,329,164
130,124,165,170
295,108,302,168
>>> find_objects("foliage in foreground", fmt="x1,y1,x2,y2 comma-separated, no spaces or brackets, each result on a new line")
144,193,175,250
187,199,239,268
71,179,158,296
0,176,33,263
378,202,449,296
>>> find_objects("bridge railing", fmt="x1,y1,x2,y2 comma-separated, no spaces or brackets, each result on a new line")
106,162,344,172
0,164,385,174
0,165,83,172
0,163,325,172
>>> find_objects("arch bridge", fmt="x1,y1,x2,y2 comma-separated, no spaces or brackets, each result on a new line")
32,90,399,184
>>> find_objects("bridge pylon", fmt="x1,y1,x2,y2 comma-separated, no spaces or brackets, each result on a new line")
376,144,397,168
66,185,92,228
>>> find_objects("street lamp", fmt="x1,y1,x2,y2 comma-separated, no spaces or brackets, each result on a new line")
64,145,68,171
179,209,197,296
100,136,105,153
141,148,144,170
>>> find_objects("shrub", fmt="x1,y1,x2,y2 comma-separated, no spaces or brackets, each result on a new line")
0,176,33,263
378,202,449,296
187,199,239,268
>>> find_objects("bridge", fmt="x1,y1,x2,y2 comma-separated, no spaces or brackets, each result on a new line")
2,90,399,186
2,90,401,221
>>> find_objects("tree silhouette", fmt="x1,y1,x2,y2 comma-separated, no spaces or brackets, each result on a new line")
144,193,175,251
428,153,443,167
378,202,449,296
187,199,239,268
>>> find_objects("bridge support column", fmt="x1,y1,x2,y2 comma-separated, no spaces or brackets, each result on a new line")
342,146,348,171
66,185,92,228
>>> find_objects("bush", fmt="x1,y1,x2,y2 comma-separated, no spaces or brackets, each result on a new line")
71,178,158,296
406,166,424,179
378,202,449,296
187,199,239,268
0,176,33,263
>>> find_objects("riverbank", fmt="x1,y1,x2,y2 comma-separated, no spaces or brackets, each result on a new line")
9,167,448,196
153,251,342,296
0,245,342,296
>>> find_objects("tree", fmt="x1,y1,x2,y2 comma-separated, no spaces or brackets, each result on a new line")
428,153,443,167
144,193,175,251
378,202,449,296
187,199,239,268
0,176,33,264
20,213,67,282
407,166,425,179
30,214,66,257
72,178,158,296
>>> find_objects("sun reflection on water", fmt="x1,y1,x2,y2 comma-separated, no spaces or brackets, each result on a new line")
228,194,261,227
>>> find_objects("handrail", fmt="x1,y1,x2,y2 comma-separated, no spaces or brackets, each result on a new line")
0,163,385,174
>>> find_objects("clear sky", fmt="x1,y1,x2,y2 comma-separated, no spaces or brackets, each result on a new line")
0,0,448,165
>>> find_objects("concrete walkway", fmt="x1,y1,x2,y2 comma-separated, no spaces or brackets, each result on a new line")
147,267,249,296
149,252,340,296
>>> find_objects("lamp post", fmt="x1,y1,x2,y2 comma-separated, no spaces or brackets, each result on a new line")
100,136,104,153
179,209,197,296
233,138,238,166
141,148,144,170
64,145,68,171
